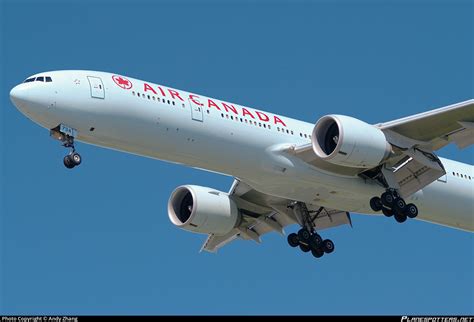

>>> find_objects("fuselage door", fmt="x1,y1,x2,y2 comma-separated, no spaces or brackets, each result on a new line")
87,76,105,99
189,98,203,122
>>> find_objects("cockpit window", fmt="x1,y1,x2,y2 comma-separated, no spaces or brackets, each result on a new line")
23,76,53,83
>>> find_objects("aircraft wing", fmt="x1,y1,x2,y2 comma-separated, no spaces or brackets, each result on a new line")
200,179,352,253
287,99,473,198
377,99,474,151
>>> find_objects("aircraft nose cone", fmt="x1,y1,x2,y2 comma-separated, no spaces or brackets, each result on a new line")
9,80,57,129
10,84,29,108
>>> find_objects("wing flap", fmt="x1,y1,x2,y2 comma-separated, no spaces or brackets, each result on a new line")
200,179,351,253
200,230,239,253
383,155,445,198
450,121,474,149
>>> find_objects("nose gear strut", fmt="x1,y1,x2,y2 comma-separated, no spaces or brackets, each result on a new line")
50,124,82,169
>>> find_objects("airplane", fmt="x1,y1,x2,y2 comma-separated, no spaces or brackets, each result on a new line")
9,70,474,259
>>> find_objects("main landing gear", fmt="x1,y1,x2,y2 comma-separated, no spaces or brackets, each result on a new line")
50,125,82,169
369,189,418,223
286,202,335,259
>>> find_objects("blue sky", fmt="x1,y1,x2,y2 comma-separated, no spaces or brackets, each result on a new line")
1,0,473,315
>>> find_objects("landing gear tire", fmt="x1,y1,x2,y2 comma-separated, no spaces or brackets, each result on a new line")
63,155,75,169
311,247,324,258
70,152,82,166
394,213,407,223
382,207,393,217
381,192,394,207
298,228,311,242
310,234,323,248
322,239,335,254
405,203,418,218
299,244,311,253
287,233,299,248
370,197,383,212
394,198,406,212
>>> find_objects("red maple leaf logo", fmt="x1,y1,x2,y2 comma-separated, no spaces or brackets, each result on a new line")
112,75,132,89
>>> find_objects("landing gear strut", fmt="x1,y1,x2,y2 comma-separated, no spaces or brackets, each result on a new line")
287,202,335,259
50,124,82,169
370,188,418,223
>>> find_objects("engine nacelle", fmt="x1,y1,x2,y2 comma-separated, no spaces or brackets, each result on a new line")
168,185,240,236
312,115,391,168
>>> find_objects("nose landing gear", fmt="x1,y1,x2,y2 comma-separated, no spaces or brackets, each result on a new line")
287,202,336,260
50,124,82,169
370,189,418,223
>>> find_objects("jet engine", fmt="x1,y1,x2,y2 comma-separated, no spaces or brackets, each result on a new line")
168,185,240,235
312,115,391,168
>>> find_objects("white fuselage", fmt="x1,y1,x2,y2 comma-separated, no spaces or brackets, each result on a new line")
10,70,474,231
